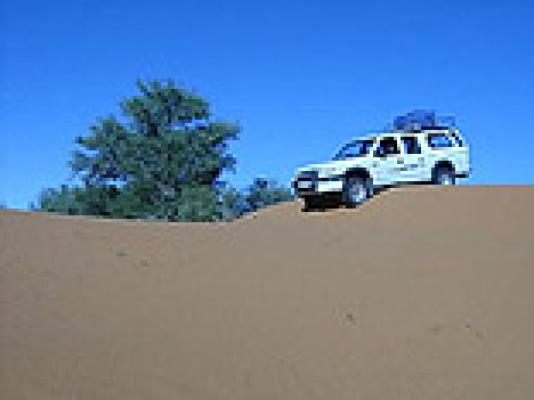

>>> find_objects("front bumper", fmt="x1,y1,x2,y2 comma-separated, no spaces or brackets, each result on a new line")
292,175,344,196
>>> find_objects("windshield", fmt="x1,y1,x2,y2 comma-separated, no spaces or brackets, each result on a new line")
333,139,374,160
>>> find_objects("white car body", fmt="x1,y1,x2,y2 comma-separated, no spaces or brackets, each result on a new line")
292,128,470,200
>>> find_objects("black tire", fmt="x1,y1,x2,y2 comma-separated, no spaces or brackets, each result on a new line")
344,177,373,207
433,166,456,185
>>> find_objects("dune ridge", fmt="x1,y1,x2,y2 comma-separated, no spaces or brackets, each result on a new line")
1,185,534,400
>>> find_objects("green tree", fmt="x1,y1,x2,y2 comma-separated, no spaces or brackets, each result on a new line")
219,179,293,220
38,80,239,221
220,186,248,221
243,177,294,213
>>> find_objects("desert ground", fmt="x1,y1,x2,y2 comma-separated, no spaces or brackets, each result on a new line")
1,185,534,400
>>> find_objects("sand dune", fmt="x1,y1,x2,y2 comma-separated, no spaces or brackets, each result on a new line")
1,185,534,399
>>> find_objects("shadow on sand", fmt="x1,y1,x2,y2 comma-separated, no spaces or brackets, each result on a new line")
301,187,392,213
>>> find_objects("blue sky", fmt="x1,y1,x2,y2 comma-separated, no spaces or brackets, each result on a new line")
1,0,533,209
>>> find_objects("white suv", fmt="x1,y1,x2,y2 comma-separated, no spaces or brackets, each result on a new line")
292,128,470,209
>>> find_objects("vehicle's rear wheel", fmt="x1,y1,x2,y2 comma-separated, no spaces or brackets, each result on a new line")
433,166,456,185
344,177,373,207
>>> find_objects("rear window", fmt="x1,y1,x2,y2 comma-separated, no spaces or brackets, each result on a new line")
450,131,464,147
427,133,454,149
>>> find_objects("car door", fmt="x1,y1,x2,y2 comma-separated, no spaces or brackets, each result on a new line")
426,131,468,175
372,136,403,185
398,135,426,182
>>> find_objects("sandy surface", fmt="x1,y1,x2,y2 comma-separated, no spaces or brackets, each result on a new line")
1,185,534,399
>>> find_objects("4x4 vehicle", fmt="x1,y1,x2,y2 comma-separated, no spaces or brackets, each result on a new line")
292,127,470,209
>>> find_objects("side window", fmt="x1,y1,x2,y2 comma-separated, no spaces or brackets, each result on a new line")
450,131,464,147
428,133,454,149
374,137,400,157
401,136,421,154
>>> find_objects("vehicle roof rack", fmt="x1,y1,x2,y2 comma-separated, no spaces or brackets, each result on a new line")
392,110,456,133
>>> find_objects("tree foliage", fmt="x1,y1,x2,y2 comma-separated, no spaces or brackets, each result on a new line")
220,178,293,220
244,177,293,213
37,80,293,221
38,80,238,221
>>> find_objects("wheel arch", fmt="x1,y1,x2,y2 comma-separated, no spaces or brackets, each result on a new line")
344,167,372,181
431,160,456,183
432,160,455,175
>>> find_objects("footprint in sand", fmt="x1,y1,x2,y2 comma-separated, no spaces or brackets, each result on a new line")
344,312,357,325
430,323,483,340
116,249,128,257
464,324,484,340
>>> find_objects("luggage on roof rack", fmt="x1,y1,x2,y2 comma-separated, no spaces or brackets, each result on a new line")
393,110,456,132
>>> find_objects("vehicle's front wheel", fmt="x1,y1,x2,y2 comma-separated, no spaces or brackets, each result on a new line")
344,177,373,208
433,166,456,185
